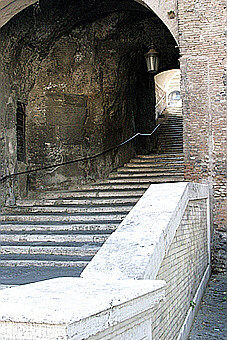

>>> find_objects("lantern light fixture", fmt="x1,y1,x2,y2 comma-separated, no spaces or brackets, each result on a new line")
144,46,159,73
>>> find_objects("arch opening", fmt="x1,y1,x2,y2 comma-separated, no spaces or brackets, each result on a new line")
155,69,181,117
0,0,179,196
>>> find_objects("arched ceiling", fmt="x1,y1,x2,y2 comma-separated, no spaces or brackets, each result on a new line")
0,0,179,43
135,0,178,42
155,69,180,91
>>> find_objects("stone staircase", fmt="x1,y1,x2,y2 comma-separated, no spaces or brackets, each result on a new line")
0,114,184,287
156,114,183,154
166,106,182,116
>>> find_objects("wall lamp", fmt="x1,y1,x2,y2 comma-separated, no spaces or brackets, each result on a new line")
144,47,159,73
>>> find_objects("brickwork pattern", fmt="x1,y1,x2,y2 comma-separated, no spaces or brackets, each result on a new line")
178,0,226,270
151,199,209,340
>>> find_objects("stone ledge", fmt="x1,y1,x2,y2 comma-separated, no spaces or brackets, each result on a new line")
0,277,165,340
82,182,209,281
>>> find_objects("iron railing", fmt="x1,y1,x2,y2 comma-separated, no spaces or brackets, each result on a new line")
155,94,166,120
0,124,160,183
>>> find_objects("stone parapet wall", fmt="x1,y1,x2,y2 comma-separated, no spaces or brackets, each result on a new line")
0,278,165,340
82,182,210,339
0,182,210,339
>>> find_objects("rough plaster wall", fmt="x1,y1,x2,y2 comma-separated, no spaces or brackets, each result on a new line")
25,13,149,192
0,0,178,201
178,0,226,271
151,199,209,339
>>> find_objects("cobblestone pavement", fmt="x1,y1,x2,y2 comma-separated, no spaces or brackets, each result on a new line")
188,273,227,340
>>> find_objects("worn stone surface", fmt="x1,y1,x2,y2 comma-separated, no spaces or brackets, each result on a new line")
189,273,227,340
82,182,209,281
0,277,165,339
83,181,210,339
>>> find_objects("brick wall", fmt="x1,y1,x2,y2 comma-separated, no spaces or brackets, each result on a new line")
151,199,209,339
178,0,226,271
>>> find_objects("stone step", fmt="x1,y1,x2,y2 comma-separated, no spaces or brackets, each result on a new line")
79,183,151,190
157,139,183,143
158,134,182,137
0,233,109,244
1,254,94,263
116,167,184,173
3,203,134,214
158,124,182,127
107,175,184,183
157,147,184,153
0,212,127,222
1,219,121,233
0,260,88,268
167,108,182,114
0,229,113,235
0,221,119,232
157,144,183,148
127,160,184,166
123,163,184,169
109,171,184,178
157,140,183,144
0,245,100,256
157,140,183,145
40,188,146,199
158,134,183,138
158,128,182,131
134,153,183,159
157,148,183,152
157,149,183,153
14,196,139,207
0,267,84,285
158,128,183,131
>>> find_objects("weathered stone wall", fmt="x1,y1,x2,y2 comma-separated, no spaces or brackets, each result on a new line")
178,0,226,271
0,0,178,201
151,199,209,339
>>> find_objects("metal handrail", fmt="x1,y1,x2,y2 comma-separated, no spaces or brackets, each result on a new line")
155,94,167,120
155,94,166,109
0,124,160,183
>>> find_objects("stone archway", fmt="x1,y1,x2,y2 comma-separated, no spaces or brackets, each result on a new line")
0,0,179,42
0,0,180,198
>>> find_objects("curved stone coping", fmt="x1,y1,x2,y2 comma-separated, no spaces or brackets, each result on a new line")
82,182,209,281
0,277,165,339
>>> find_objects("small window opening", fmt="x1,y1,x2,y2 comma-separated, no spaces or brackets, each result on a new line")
16,101,26,162
168,91,181,107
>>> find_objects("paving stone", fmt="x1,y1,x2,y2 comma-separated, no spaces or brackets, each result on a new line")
189,273,227,340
